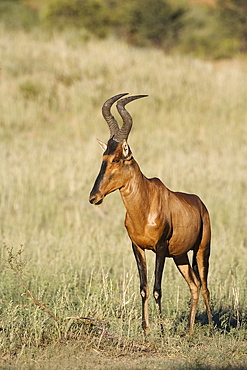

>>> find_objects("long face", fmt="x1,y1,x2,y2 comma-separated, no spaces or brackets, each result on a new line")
89,138,133,205
89,93,147,205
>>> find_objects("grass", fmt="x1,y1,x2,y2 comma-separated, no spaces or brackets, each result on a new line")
0,25,247,368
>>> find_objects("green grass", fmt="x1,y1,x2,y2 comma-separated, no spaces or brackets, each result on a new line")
0,25,247,368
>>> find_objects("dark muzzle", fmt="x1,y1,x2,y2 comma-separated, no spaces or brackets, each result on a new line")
89,194,103,205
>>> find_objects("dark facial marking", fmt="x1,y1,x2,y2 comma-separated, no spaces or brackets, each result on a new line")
104,138,119,155
90,160,107,196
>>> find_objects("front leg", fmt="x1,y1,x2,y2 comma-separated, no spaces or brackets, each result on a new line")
132,242,149,336
153,244,166,334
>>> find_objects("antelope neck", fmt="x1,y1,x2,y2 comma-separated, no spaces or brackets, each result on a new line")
120,162,150,216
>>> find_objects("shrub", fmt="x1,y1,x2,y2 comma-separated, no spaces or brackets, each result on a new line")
41,0,110,38
218,0,247,53
178,4,240,59
0,0,39,30
41,0,187,50
120,0,186,50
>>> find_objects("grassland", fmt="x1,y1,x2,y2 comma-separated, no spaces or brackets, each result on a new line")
0,25,247,369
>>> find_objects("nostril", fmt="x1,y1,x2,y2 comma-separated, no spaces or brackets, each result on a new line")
89,196,96,204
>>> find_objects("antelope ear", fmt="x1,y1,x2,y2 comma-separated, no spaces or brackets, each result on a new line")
97,138,107,152
122,140,130,159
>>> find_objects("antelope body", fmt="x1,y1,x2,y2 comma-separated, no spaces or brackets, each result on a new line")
89,93,213,335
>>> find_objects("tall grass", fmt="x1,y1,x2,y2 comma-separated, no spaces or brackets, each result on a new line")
0,25,247,368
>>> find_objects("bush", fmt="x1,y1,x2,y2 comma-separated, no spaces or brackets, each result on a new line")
115,0,186,50
41,0,187,50
41,0,108,37
218,0,247,53
178,4,240,59
0,0,39,30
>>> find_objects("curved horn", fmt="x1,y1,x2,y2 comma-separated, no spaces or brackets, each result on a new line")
113,95,148,142
102,93,129,138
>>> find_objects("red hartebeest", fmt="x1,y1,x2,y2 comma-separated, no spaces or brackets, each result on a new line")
89,93,213,335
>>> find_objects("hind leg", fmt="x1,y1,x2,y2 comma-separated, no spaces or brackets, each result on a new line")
174,253,201,333
196,242,213,326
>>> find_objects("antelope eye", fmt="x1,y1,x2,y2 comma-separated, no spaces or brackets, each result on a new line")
112,158,120,163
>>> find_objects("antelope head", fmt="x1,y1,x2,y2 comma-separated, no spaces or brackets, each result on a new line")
89,93,147,205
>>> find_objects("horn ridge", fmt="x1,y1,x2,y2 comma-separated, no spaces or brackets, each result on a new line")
114,95,148,142
102,93,129,138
